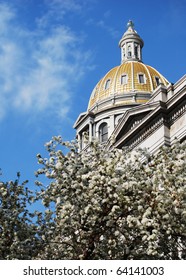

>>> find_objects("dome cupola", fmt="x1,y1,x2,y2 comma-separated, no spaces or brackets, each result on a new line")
119,20,144,63
87,21,169,112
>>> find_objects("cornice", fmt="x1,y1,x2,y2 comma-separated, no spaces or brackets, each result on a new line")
108,101,167,150
110,98,186,151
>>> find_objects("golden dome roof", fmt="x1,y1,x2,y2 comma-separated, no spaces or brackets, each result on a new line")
88,21,169,111
88,61,169,110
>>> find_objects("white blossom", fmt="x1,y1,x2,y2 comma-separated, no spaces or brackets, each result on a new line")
31,137,186,260
55,161,62,169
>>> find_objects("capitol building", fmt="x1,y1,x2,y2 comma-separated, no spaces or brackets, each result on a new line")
74,21,186,154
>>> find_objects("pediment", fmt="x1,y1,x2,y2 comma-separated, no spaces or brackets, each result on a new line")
114,104,157,142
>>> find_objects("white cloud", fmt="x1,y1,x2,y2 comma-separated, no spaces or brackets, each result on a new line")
15,26,76,111
0,3,15,33
36,0,83,29
0,1,92,121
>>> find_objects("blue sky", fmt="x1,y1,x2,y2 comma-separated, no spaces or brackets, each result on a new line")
0,0,186,187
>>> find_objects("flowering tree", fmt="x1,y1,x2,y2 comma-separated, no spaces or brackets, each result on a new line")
0,173,42,259
35,137,186,260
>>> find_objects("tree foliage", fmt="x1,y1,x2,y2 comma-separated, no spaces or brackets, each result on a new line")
0,137,185,259
0,174,42,259
34,137,186,260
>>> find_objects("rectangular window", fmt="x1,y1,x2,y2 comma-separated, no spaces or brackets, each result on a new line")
155,77,160,86
135,46,138,58
128,51,131,57
139,74,145,84
121,74,127,84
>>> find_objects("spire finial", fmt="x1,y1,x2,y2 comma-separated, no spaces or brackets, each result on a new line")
127,20,134,31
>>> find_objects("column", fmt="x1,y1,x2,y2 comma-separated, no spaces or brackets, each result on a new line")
77,133,82,151
89,122,93,142
109,115,115,136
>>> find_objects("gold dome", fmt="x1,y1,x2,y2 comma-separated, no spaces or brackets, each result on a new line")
88,61,169,110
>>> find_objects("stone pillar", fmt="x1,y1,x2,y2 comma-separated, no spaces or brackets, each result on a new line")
89,122,92,141
132,42,135,59
77,133,81,151
109,115,115,136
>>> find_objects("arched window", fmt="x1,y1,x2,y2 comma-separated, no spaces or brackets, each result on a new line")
127,45,132,58
99,123,108,142
105,79,111,89
155,76,160,86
